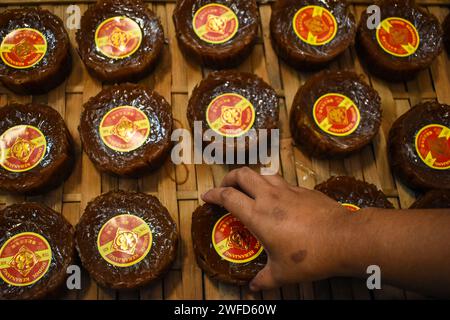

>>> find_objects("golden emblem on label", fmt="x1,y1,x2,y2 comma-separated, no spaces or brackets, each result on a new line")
0,125,46,172
99,106,150,152
313,93,361,136
293,5,337,46
0,28,47,69
0,232,52,286
212,213,263,264
95,16,142,59
376,17,420,57
97,214,152,267
193,3,239,44
415,124,450,170
206,93,255,137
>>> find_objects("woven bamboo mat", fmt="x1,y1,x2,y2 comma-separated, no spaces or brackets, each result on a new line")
0,1,449,300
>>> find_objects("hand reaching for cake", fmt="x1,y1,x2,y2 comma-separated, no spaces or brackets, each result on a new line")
202,167,350,290
202,167,450,298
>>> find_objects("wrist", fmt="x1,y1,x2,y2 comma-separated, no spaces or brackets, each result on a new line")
331,207,376,278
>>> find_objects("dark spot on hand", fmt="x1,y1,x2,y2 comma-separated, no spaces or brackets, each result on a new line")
290,250,307,264
272,206,287,220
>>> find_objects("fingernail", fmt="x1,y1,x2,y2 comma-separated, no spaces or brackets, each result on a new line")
201,191,209,200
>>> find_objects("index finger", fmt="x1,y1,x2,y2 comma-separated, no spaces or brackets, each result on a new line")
202,187,262,238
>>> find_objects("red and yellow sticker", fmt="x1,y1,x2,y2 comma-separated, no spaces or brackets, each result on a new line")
193,3,239,44
99,106,150,152
206,93,255,138
95,16,142,59
415,124,450,170
97,214,152,267
0,125,46,173
340,203,361,212
0,232,52,287
293,5,337,46
0,28,47,69
376,17,420,57
313,93,360,136
212,213,263,264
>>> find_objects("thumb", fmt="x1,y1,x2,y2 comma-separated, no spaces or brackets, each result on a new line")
249,263,279,292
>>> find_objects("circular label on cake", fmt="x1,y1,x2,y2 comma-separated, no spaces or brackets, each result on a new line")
293,5,337,46
0,28,47,69
0,125,46,173
95,16,142,59
0,232,52,287
212,213,263,264
206,93,255,138
415,124,450,170
313,93,360,136
341,203,361,212
193,3,239,44
99,106,150,152
376,17,420,57
97,214,152,267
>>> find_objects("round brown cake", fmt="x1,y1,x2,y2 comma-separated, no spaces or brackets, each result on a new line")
410,189,450,209
173,0,259,68
75,191,178,290
79,83,172,177
0,103,75,195
270,0,356,70
76,0,164,83
0,203,75,300
315,176,394,211
0,8,71,95
357,0,442,82
187,70,279,157
192,204,267,285
290,70,381,158
388,101,450,191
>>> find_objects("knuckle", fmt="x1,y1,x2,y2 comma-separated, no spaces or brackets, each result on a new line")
220,187,235,202
238,166,253,179
268,188,280,200
240,166,252,174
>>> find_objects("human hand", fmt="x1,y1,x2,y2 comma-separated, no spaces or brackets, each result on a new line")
201,167,351,291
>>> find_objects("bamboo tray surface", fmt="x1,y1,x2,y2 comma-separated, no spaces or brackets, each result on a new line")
0,1,449,300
